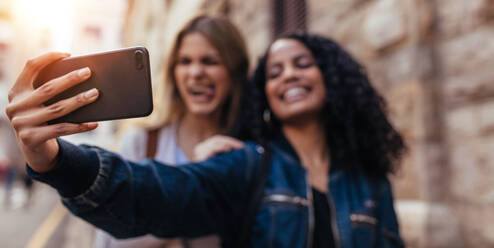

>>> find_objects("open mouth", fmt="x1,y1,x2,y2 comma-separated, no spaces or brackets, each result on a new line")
281,86,310,102
187,85,215,102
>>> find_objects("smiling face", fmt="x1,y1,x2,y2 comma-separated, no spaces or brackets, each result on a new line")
265,39,326,124
174,32,232,117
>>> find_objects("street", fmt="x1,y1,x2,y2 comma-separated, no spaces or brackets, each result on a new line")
0,181,95,248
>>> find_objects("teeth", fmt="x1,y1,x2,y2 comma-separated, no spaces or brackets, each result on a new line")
189,87,214,95
284,87,307,100
189,86,214,96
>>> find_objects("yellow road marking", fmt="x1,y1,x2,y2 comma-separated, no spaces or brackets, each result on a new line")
25,202,67,248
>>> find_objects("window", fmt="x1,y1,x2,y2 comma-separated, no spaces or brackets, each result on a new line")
271,0,307,39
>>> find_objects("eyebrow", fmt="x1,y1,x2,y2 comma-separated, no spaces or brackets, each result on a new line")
177,52,221,58
267,53,312,67
294,53,312,60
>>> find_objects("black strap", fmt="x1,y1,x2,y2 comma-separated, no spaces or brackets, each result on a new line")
236,145,272,248
146,129,159,158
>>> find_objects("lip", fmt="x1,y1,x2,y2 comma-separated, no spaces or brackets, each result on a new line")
186,84,215,103
279,84,311,103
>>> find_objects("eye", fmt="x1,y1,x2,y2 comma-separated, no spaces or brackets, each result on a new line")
295,56,314,68
177,56,191,65
267,65,282,79
201,56,221,65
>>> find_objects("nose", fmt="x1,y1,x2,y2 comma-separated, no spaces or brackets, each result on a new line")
281,64,298,83
188,63,204,78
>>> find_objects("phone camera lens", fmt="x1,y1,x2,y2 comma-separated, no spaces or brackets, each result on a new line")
135,50,144,70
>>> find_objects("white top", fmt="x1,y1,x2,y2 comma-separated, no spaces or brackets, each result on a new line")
93,123,220,248
118,124,182,164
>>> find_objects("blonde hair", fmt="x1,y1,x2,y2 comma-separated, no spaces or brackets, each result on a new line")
139,14,249,134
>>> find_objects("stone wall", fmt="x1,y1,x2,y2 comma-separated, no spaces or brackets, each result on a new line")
123,0,494,246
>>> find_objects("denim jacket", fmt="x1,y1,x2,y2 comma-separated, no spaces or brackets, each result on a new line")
29,137,404,248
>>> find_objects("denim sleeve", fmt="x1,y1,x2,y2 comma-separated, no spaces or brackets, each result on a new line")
376,178,405,248
28,138,261,240
27,138,100,198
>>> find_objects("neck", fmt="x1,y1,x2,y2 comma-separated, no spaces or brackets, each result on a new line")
179,112,223,141
177,112,223,159
282,119,329,171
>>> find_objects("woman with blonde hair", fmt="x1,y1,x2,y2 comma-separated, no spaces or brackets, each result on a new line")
92,13,249,248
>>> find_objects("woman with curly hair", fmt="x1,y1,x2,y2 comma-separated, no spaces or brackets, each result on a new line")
6,32,405,248
238,33,406,247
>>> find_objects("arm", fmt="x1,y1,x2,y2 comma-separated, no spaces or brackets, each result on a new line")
6,53,259,239
28,138,259,239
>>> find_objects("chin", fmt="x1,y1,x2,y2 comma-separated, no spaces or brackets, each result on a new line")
188,106,217,116
275,107,323,124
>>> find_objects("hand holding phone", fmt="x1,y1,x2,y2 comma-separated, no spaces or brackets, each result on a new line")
34,47,153,124
6,52,100,172
5,48,153,173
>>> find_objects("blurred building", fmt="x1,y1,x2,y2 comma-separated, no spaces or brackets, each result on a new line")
71,0,127,55
0,0,21,166
123,0,494,247
60,0,128,149
0,0,128,153
0,2,127,246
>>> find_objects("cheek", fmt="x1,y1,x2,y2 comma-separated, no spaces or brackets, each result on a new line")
210,66,229,81
310,70,326,105
175,83,188,102
218,83,233,105
315,87,326,108
264,82,278,106
174,70,187,97
266,87,285,120
174,66,185,85
317,84,326,103
210,68,232,98
265,82,287,119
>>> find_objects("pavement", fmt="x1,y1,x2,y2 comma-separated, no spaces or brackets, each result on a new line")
0,181,95,248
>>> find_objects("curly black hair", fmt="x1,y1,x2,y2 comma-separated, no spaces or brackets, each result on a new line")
232,33,406,177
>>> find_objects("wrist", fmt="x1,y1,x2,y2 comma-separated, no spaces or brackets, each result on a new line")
25,139,60,173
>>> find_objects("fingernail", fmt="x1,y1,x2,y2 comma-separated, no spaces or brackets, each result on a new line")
84,88,98,99
78,67,90,77
85,122,98,129
80,122,98,131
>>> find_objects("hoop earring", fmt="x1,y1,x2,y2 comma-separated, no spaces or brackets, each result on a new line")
263,109,271,123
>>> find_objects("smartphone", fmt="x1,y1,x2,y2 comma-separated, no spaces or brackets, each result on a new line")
34,47,153,124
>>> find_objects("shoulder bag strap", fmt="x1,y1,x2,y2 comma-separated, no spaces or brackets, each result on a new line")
146,129,159,158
